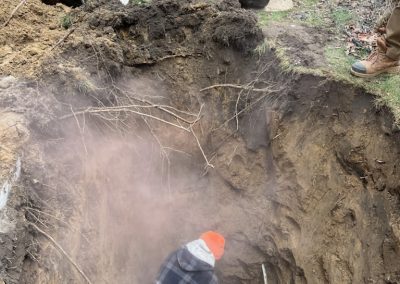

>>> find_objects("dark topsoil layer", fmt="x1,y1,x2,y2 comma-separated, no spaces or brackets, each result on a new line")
1,0,400,283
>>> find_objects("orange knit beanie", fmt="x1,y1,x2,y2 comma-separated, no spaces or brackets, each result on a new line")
200,231,225,260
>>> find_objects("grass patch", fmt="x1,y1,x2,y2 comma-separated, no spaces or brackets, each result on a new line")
257,10,290,26
325,47,356,75
253,40,269,57
376,75,400,122
303,10,328,27
302,0,319,6
61,14,73,29
332,7,354,27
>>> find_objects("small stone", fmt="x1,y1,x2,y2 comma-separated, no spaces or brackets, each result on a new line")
0,76,16,89
104,26,114,35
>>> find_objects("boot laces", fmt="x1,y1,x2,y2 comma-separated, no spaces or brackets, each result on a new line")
367,47,386,64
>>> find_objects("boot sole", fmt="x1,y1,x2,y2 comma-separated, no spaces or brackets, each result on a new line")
351,66,400,78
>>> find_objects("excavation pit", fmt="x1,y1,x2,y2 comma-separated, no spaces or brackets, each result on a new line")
0,0,400,283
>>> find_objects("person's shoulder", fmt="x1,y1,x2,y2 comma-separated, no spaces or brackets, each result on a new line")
162,248,181,266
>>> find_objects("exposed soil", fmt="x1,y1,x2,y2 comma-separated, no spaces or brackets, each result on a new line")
0,0,400,284
262,22,332,68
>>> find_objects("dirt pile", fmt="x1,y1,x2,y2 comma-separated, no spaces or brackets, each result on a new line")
0,0,400,284
0,0,73,77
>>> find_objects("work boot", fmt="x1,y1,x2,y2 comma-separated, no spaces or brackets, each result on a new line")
351,38,400,78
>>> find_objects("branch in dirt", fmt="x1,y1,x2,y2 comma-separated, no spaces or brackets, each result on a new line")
200,84,281,93
59,91,204,133
131,53,203,66
182,103,214,169
26,207,90,244
59,106,193,132
190,126,214,169
51,28,76,51
203,79,284,133
29,223,93,284
112,85,199,124
212,88,282,133
59,88,212,168
3,0,27,27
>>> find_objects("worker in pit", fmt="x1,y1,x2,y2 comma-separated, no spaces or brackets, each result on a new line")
156,231,225,284
351,5,400,77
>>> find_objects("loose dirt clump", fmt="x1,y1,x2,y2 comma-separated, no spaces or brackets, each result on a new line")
60,0,262,70
1,0,400,284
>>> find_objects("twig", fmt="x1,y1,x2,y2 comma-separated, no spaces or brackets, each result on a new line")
163,147,192,157
79,107,190,132
26,207,90,244
112,85,199,124
142,117,172,196
200,84,279,93
234,81,256,130
190,127,214,169
51,28,76,51
235,89,243,131
70,106,88,155
3,0,27,27
60,103,198,132
131,53,203,66
262,263,268,284
30,223,93,284
158,53,203,62
212,92,272,133
27,211,49,229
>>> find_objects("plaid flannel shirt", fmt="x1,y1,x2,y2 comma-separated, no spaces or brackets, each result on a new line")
156,247,219,284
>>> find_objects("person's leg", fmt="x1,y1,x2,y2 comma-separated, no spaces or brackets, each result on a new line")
386,6,400,60
351,8,400,78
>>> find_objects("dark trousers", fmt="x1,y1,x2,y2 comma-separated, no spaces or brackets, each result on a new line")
386,6,400,59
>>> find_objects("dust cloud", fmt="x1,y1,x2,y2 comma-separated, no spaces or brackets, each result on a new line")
47,80,219,284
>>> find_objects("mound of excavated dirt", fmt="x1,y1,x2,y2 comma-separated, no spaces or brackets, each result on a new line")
1,0,262,79
1,0,400,284
0,0,73,77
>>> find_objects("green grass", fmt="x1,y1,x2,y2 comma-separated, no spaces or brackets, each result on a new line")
303,11,328,27
325,47,356,74
303,0,319,6
375,76,400,121
257,6,328,28
61,14,73,29
332,7,354,27
253,40,269,57
257,10,290,26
